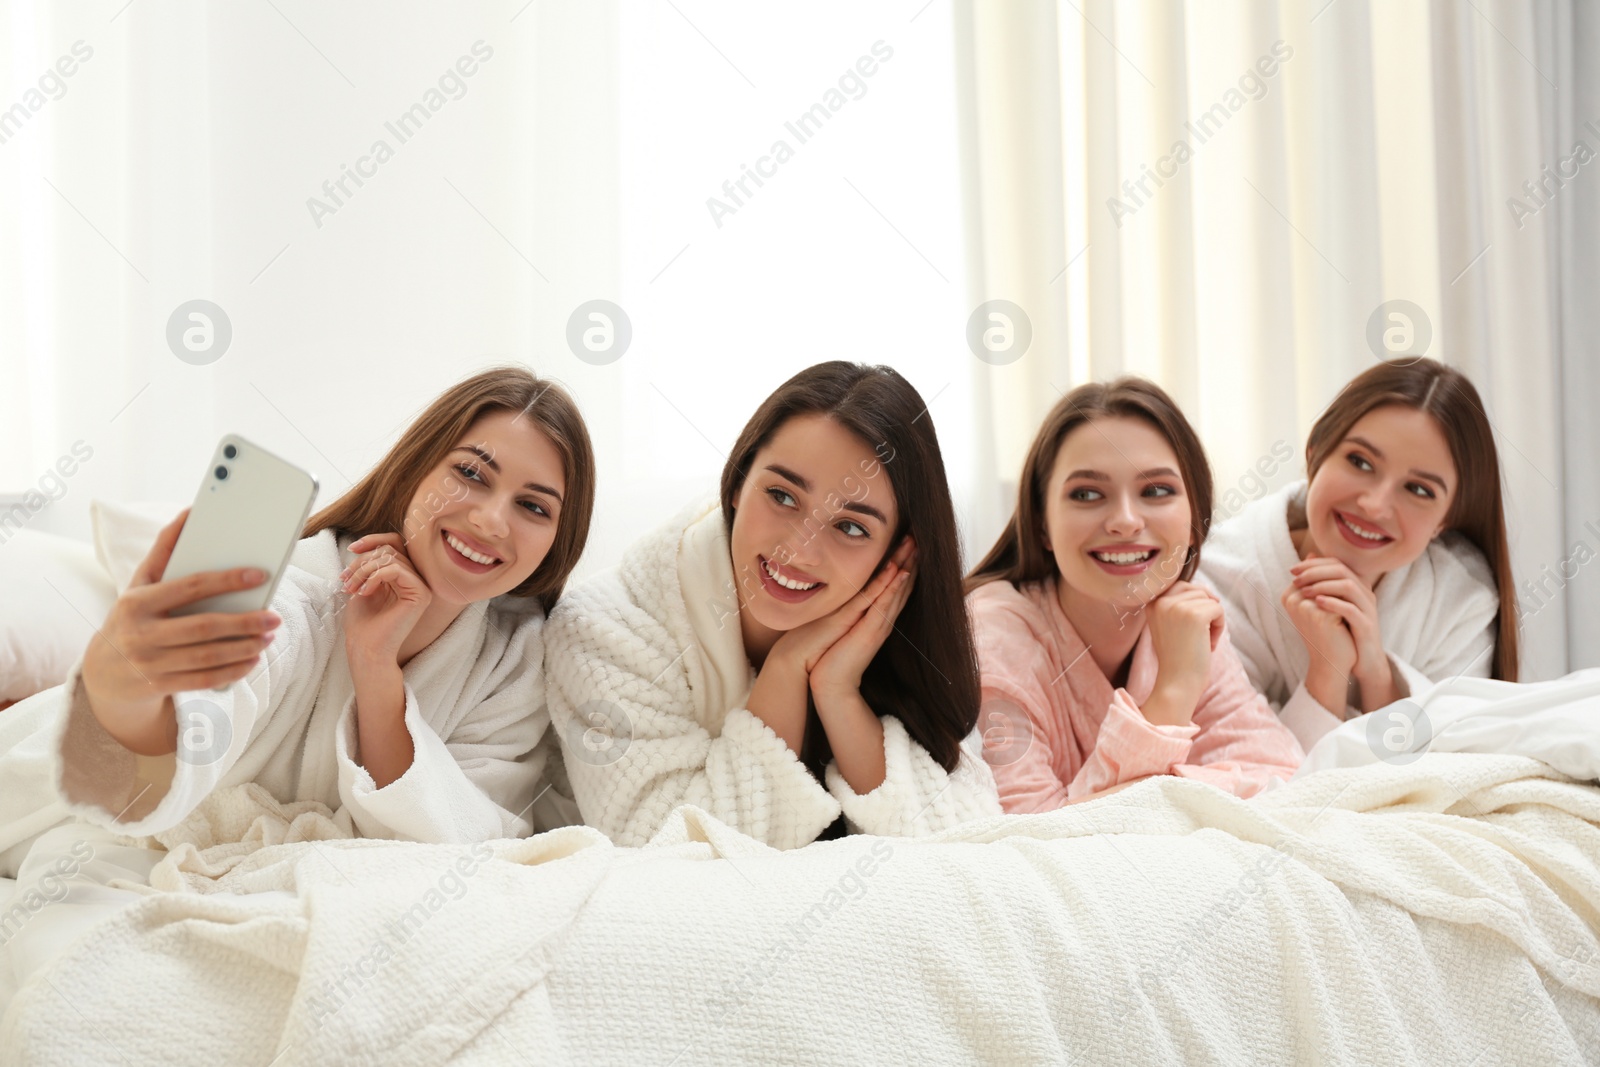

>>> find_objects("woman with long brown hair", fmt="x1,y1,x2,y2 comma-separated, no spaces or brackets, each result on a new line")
543,361,999,849
1198,358,1517,752
0,364,595,871
967,378,1303,811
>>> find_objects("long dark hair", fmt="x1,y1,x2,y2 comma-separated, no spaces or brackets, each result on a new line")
720,362,980,781
967,377,1215,593
1305,358,1518,681
305,365,596,614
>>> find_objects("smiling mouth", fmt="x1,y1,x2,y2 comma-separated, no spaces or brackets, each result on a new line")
761,556,822,591
1335,511,1392,544
1089,548,1158,565
442,529,502,568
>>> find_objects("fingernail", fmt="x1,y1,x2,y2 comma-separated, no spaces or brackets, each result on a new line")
243,568,267,583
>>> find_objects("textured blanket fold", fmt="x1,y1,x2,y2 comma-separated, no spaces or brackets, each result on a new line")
4,752,1598,1065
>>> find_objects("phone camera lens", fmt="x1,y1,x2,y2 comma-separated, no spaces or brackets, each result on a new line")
223,444,237,459
215,466,229,480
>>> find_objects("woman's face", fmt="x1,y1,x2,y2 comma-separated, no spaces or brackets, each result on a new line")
401,408,567,604
1043,416,1193,611
729,413,899,632
1303,404,1455,582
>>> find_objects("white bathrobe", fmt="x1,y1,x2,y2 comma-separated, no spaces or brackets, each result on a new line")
543,496,1001,850
1197,480,1501,751
0,528,563,877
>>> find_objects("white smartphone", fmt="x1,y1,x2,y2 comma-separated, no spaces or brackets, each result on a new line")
164,434,319,617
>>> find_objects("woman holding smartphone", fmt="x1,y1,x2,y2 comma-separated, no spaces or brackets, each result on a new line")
0,365,595,876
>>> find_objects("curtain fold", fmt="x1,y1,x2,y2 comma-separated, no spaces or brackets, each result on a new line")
956,0,1596,678
0,3,620,552
1553,0,1600,671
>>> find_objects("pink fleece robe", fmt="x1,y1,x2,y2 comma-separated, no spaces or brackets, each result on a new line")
968,577,1304,812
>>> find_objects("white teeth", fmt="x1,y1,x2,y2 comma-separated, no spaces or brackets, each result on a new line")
1340,515,1386,541
763,558,819,591
445,531,499,566
1092,550,1155,565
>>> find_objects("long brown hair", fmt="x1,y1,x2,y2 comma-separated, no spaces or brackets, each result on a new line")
967,377,1214,594
1304,358,1519,681
720,362,979,781
304,365,595,614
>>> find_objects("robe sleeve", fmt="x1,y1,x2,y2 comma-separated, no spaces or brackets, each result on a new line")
1069,628,1303,799
1066,693,1200,799
969,584,1077,813
1167,629,1305,795
54,571,334,837
1279,681,1348,753
978,675,1072,815
543,575,842,850
332,608,549,843
825,719,1001,835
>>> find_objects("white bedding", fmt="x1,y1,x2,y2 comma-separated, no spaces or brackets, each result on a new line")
0,878,14,1017
1299,667,1600,783
2,743,1598,1065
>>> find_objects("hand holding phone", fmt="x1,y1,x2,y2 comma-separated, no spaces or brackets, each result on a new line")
78,435,317,755
162,435,317,617
80,508,285,757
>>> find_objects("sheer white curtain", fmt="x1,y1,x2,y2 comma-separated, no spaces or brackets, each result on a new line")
1550,0,1600,675
0,2,982,586
4,1,1591,670
954,0,1598,680
0,1,620,550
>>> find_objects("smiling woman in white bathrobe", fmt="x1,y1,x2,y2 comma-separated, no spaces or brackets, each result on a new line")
544,361,1001,850
0,365,596,877
1197,358,1520,753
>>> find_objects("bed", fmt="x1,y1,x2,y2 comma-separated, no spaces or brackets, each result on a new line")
2,507,1598,1065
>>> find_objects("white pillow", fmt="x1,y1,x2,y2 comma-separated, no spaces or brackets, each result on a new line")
0,528,118,702
89,500,187,593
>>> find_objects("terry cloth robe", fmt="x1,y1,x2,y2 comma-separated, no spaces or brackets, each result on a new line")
542,495,1002,850
1196,479,1501,752
968,576,1304,813
0,528,562,877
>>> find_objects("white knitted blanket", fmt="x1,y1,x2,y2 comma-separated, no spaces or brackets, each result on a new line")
3,751,1598,1064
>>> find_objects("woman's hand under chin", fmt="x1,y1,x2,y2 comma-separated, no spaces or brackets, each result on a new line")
767,536,917,699
1289,555,1399,712
743,536,915,767
1141,580,1223,727
1281,571,1360,716
339,533,432,667
809,539,918,700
